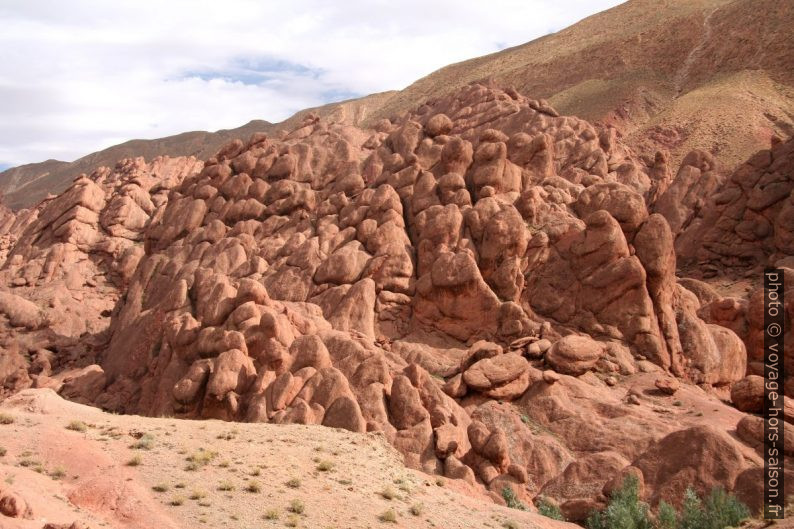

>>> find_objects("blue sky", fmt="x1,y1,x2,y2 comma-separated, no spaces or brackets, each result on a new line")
0,0,624,168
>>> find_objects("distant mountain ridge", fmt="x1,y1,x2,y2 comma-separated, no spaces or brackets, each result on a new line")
2,0,792,210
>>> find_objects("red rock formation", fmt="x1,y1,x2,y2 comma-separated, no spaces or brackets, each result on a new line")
0,84,778,515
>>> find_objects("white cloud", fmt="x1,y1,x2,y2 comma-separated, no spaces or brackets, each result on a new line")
0,0,624,166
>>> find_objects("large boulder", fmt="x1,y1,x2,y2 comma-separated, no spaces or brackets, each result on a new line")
545,335,605,376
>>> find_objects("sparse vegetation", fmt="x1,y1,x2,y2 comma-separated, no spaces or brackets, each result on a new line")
502,486,528,511
502,520,519,529
285,514,300,527
536,497,564,520
289,499,305,514
316,460,334,472
435,477,445,487
50,466,67,480
217,480,235,491
130,433,155,450
286,477,301,489
189,489,207,500
18,457,41,468
246,480,262,493
66,420,87,432
152,483,169,492
169,496,184,506
585,476,749,529
380,486,398,500
126,455,142,466
263,508,280,520
185,449,217,471
0,413,14,425
379,508,397,523
409,503,424,516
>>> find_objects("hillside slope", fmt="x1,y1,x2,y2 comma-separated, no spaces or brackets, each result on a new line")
366,0,794,170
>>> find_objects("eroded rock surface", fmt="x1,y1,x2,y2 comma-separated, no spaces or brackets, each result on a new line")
0,84,781,516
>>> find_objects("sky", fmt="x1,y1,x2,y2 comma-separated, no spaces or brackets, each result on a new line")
0,0,624,168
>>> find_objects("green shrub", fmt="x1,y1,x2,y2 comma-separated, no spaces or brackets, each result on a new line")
657,500,677,529
679,487,749,529
536,497,564,520
586,478,750,529
586,475,651,529
501,486,528,511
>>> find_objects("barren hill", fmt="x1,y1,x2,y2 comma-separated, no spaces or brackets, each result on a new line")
366,0,794,170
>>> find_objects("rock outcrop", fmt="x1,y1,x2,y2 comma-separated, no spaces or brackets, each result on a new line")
0,83,778,516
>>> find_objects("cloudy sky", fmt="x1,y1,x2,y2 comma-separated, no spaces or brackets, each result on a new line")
0,0,623,169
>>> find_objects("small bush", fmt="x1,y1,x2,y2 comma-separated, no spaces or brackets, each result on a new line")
152,483,169,492
50,466,66,480
189,489,207,500
380,486,398,500
246,480,262,493
130,433,155,450
185,449,217,471
679,486,750,529
66,420,87,432
586,475,650,529
285,514,299,527
174,482,186,489
316,460,334,472
286,477,301,489
379,508,397,523
0,447,6,457
0,413,14,425
536,497,564,520
18,457,40,468
126,455,142,466
263,508,280,520
169,496,184,506
502,521,519,529
289,499,305,514
501,487,528,511
657,500,677,529
409,503,423,516
217,480,235,491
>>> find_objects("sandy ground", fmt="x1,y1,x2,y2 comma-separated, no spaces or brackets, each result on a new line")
0,389,574,529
